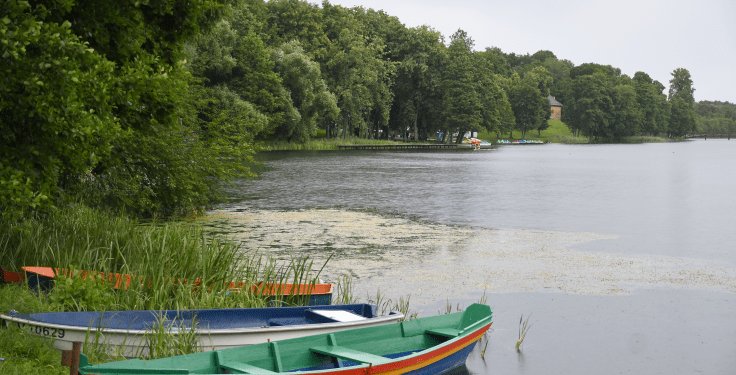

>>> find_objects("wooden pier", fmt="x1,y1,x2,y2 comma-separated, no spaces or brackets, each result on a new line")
337,144,492,150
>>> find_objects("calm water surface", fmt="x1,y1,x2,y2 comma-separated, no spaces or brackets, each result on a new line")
231,140,736,263
213,140,736,374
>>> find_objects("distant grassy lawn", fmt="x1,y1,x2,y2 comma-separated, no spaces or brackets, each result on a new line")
258,120,672,150
478,119,589,144
620,135,669,143
260,121,587,151
255,137,404,151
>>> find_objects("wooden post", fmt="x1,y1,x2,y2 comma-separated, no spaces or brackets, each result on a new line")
61,350,71,366
69,342,82,375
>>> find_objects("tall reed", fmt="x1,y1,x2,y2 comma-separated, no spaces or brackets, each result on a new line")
516,314,533,352
0,205,326,312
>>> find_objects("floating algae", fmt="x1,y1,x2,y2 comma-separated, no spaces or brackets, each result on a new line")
203,208,736,306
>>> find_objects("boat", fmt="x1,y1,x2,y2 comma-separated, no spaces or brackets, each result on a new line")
0,267,23,284
496,139,545,145
0,304,404,358
23,266,133,291
21,266,334,306
77,303,492,375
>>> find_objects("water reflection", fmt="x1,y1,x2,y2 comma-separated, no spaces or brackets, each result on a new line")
205,140,736,374
230,141,736,264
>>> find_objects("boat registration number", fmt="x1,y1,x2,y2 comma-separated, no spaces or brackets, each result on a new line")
16,323,66,338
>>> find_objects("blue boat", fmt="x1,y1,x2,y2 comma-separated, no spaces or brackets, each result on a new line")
0,304,404,357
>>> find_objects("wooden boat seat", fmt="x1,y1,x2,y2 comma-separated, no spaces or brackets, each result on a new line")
218,361,278,374
308,309,367,322
425,328,461,338
215,350,277,374
310,345,391,365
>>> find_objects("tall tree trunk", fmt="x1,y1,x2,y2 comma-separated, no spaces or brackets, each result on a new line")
412,111,419,142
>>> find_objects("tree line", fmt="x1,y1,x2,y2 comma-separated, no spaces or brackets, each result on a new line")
695,101,736,137
0,0,712,219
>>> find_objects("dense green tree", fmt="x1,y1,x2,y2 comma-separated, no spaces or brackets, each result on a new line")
0,1,116,217
506,68,549,138
0,0,256,218
570,63,621,80
508,74,549,139
40,0,223,65
189,4,299,140
525,66,553,135
542,57,574,105
388,26,446,140
566,72,613,140
474,71,515,137
263,0,328,60
476,47,512,76
441,30,482,143
667,68,696,137
669,96,696,137
320,3,394,139
272,41,339,141
609,83,643,139
668,68,695,104
633,72,669,135
695,101,736,137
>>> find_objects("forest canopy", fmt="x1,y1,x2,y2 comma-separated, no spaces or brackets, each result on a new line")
1,0,727,219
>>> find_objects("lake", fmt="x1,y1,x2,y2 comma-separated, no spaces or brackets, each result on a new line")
205,139,736,374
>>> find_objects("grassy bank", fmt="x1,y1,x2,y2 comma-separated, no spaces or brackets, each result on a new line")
0,205,330,373
479,119,589,144
0,286,67,375
256,137,404,151
257,120,590,150
0,206,416,374
0,205,327,311
619,135,669,143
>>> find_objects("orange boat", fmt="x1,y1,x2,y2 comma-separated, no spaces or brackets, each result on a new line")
231,281,334,305
22,266,134,290
21,266,333,305
0,268,24,284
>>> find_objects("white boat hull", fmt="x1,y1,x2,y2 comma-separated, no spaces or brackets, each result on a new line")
2,312,403,357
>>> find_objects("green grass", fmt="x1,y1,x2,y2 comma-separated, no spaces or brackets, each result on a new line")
255,137,405,151
0,286,67,375
0,327,67,375
0,205,330,352
259,121,675,149
260,120,587,150
478,119,589,144
620,135,669,143
539,119,589,144
0,205,339,373
0,205,327,311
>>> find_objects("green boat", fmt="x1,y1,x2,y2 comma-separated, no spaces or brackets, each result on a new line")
79,303,493,375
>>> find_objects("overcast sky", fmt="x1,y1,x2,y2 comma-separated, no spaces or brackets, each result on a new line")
311,0,735,103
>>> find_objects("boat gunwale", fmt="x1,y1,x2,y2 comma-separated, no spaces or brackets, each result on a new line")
77,304,493,374
0,311,405,336
290,320,493,375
